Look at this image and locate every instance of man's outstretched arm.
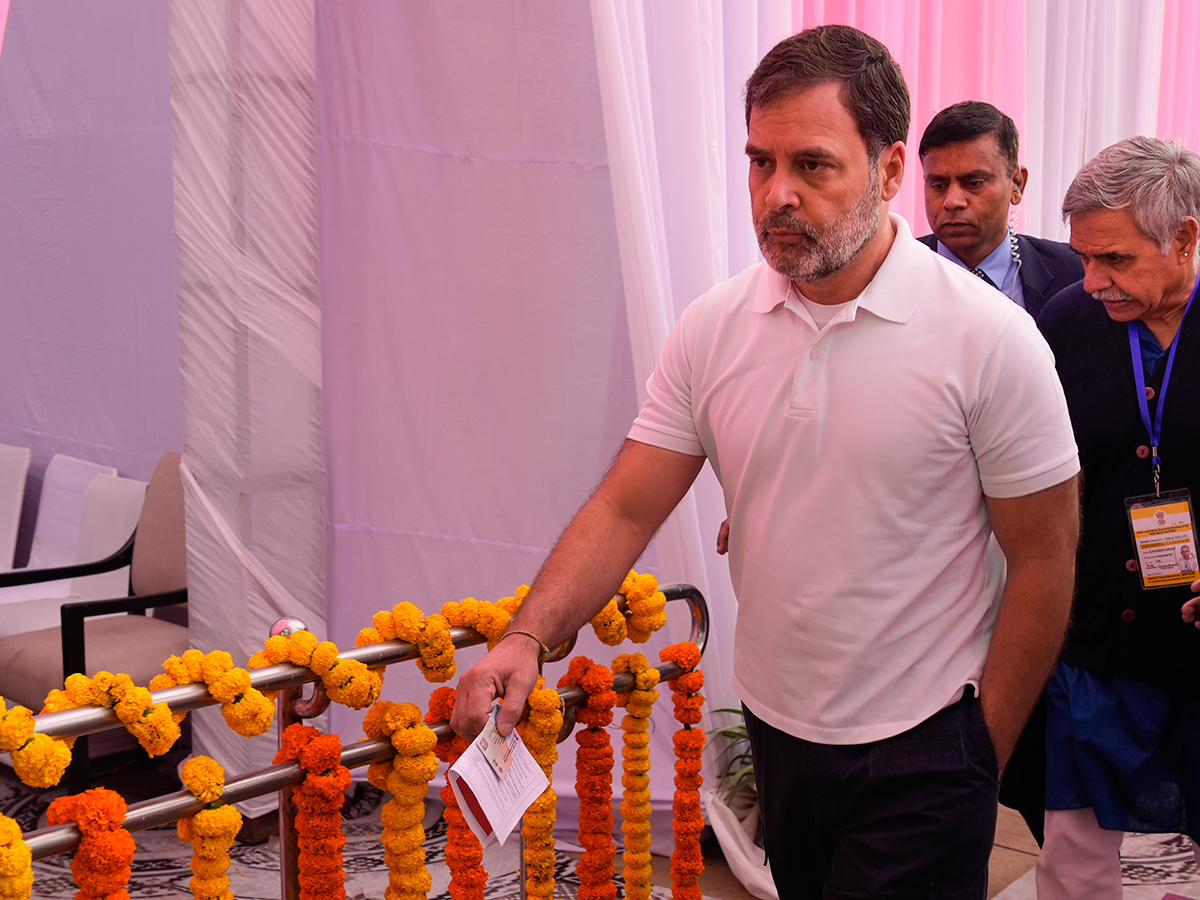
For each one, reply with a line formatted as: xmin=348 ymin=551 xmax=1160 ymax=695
xmin=980 ymin=476 xmax=1079 ymax=770
xmin=451 ymin=439 xmax=705 ymax=740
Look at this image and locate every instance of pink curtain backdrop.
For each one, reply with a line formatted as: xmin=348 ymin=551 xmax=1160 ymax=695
xmin=791 ymin=0 xmax=1027 ymax=231
xmin=1158 ymin=0 xmax=1200 ymax=149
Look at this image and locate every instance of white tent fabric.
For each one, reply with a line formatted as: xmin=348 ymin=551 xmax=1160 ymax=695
xmin=169 ymin=0 xmax=326 ymax=819
xmin=0 ymin=2 xmax=181 ymax=550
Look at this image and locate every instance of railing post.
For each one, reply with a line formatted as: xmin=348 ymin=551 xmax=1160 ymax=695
xmin=272 ymin=616 xmax=309 ymax=900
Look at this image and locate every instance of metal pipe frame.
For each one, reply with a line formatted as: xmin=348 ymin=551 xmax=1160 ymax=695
xmin=18 ymin=584 xmax=709 ymax=865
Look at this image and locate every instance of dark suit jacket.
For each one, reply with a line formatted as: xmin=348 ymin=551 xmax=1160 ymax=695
xmin=917 ymin=233 xmax=1082 ymax=319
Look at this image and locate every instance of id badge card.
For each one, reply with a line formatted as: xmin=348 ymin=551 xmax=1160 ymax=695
xmin=1126 ymin=489 xmax=1200 ymax=589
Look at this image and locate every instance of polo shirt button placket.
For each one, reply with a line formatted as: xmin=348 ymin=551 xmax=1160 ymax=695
xmin=1121 ymin=609 xmax=1136 ymax=622
xmin=1125 ymin=559 xmax=1139 ymax=572
xmin=1136 ymin=444 xmax=1151 ymax=459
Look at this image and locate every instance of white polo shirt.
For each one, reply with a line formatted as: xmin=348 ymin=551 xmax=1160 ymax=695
xmin=629 ymin=215 xmax=1079 ymax=745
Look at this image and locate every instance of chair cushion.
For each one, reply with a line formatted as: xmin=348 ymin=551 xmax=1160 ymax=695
xmin=0 ymin=616 xmax=189 ymax=710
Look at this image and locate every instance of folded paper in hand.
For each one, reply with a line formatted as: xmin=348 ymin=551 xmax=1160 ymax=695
xmin=447 ymin=702 xmax=550 ymax=847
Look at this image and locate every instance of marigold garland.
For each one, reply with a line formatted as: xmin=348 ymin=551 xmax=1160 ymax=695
xmin=46 ymin=787 xmax=135 ymax=900
xmin=613 ymin=653 xmax=661 ymax=900
xmin=275 ymin=723 xmax=351 ymax=900
xmin=248 ymin=631 xmax=383 ymax=710
xmin=420 ymin=688 xmax=486 ymax=900
xmin=0 ymin=813 xmax=32 ymax=900
xmin=0 ymin=697 xmax=72 ymax=790
xmin=177 ymin=756 xmax=242 ymax=900
xmin=589 ymin=569 xmax=668 ymax=646
xmin=362 ymin=700 xmax=440 ymax=900
xmin=660 ymin=643 xmax=706 ymax=900
xmin=357 ymin=594 xmax=520 ymax=685
xmin=150 ymin=649 xmax=275 ymax=737
xmin=517 ymin=679 xmax=563 ymax=900
xmin=559 ymin=657 xmax=617 ymax=900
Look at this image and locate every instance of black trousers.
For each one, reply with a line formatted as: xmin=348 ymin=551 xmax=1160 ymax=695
xmin=744 ymin=692 xmax=999 ymax=899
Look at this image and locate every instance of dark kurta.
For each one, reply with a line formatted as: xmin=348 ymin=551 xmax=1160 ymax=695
xmin=1038 ymin=282 xmax=1200 ymax=694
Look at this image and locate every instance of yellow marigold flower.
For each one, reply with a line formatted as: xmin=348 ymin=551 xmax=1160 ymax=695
xmin=285 ymin=631 xmax=318 ymax=666
xmin=366 ymin=760 xmax=391 ymax=791
xmin=372 ymin=609 xmax=398 ymax=640
xmin=181 ymin=756 xmax=226 ymax=804
xmin=355 ymin=626 xmax=383 ymax=646
xmin=246 ymin=650 xmax=271 ymax=670
xmin=206 ymin=669 xmax=250 ymax=705
xmin=128 ymin=703 xmax=182 ymax=757
xmin=11 ymin=733 xmax=71 ymax=789
xmin=160 ymin=654 xmax=191 ymax=683
xmin=113 ymin=685 xmax=152 ymax=725
xmin=589 ymin=599 xmax=627 ymax=646
xmin=192 ymin=804 xmax=242 ymax=838
xmin=309 ymin=641 xmax=339 ymax=676
xmin=390 ymin=602 xmax=424 ymax=643
xmin=176 ymin=648 xmax=205 ymax=681
xmin=260 ymin=634 xmax=289 ymax=664
xmin=0 ymin=868 xmax=32 ymax=900
xmin=0 ymin=703 xmax=34 ymax=753
xmin=384 ymin=778 xmax=427 ymax=806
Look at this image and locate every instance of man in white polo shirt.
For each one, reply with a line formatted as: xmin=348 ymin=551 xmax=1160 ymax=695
xmin=454 ymin=24 xmax=1079 ymax=898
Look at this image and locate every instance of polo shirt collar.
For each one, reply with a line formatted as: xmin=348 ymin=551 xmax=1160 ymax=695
xmin=752 ymin=213 xmax=921 ymax=324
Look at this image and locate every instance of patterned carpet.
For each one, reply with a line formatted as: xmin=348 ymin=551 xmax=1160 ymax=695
xmin=1 ymin=765 xmax=687 ymax=900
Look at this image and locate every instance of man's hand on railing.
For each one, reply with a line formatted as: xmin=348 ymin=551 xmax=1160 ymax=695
xmin=451 ymin=632 xmax=543 ymax=741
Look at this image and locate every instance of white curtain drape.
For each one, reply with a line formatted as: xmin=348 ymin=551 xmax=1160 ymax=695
xmin=170 ymin=0 xmax=326 ymax=819
xmin=1024 ymin=0 xmax=1166 ymax=239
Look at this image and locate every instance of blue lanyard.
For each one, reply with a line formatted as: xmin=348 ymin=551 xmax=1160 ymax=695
xmin=1127 ymin=271 xmax=1200 ymax=495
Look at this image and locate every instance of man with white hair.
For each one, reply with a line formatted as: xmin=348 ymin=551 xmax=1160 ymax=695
xmin=1038 ymin=135 xmax=1200 ymax=898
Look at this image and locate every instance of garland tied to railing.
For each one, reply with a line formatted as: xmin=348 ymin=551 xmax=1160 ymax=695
xmin=424 ymin=687 xmax=486 ymax=900
xmin=46 ymin=787 xmax=135 ymax=900
xmin=275 ymin=723 xmax=352 ymax=900
xmin=517 ymin=679 xmax=564 ymax=900
xmin=250 ymin=630 xmax=384 ymax=709
xmin=0 ymin=698 xmax=70 ymax=789
xmin=362 ymin=699 xmax=439 ymax=900
xmin=559 ymin=657 xmax=618 ymax=900
xmin=177 ymin=756 xmax=242 ymax=900
xmin=150 ymin=649 xmax=275 ymax=736
xmin=661 ymin=642 xmax=706 ymax=900
xmin=613 ymin=652 xmax=660 ymax=900
xmin=0 ymin=813 xmax=32 ymax=900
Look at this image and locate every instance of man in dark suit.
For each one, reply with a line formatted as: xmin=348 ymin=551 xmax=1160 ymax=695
xmin=918 ymin=101 xmax=1081 ymax=318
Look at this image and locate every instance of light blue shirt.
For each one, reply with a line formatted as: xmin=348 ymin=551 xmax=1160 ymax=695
xmin=936 ymin=231 xmax=1026 ymax=309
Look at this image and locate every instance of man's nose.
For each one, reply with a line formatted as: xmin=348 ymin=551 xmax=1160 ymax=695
xmin=943 ymin=183 xmax=967 ymax=210
xmin=1081 ymin=262 xmax=1111 ymax=294
xmin=766 ymin=173 xmax=800 ymax=211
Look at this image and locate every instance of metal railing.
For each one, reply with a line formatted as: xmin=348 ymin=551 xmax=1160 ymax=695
xmin=18 ymin=582 xmax=709 ymax=900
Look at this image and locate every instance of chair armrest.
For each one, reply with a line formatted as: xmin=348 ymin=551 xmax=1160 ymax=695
xmin=0 ymin=530 xmax=136 ymax=588
xmin=60 ymin=587 xmax=188 ymax=683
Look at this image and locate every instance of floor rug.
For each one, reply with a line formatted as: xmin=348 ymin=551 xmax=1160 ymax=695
xmin=2 ymin=770 xmax=689 ymax=900
xmin=995 ymin=832 xmax=1200 ymax=900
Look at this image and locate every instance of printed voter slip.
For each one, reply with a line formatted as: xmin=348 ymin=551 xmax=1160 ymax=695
xmin=447 ymin=700 xmax=549 ymax=848
xmin=1126 ymin=489 xmax=1200 ymax=589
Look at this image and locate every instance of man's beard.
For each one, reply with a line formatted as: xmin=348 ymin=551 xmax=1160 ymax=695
xmin=755 ymin=176 xmax=881 ymax=283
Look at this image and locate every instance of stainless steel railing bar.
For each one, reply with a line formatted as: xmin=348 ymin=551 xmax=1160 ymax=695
xmin=28 ymin=584 xmax=706 ymax=742
xmin=20 ymin=658 xmax=695 ymax=860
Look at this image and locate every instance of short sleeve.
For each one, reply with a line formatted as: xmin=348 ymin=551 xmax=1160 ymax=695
xmin=627 ymin=309 xmax=707 ymax=457
xmin=969 ymin=310 xmax=1080 ymax=497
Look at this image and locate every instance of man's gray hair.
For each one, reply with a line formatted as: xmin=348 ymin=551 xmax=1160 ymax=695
xmin=1062 ymin=135 xmax=1200 ymax=253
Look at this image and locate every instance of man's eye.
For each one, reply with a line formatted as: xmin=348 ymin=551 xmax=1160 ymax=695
xmin=749 ymin=157 xmax=770 ymax=169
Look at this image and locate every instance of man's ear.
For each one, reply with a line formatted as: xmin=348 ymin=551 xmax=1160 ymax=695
xmin=878 ymin=141 xmax=906 ymax=202
xmin=1174 ymin=216 xmax=1199 ymax=261
xmin=1010 ymin=165 xmax=1029 ymax=206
